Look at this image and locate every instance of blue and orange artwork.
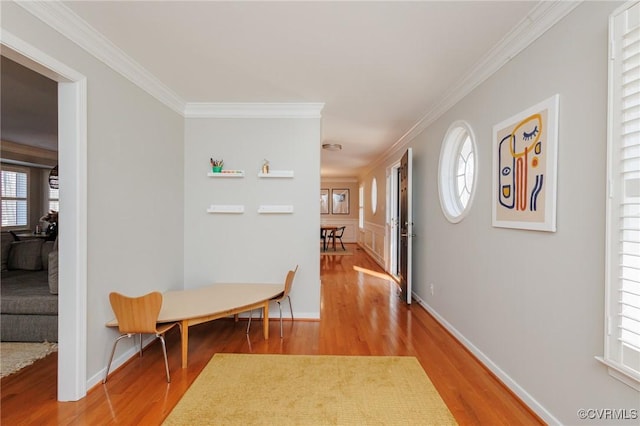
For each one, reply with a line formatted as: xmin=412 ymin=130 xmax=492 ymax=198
xmin=496 ymin=108 xmax=549 ymax=223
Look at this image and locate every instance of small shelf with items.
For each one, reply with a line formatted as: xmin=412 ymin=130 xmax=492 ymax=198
xmin=258 ymin=170 xmax=294 ymax=178
xmin=257 ymin=204 xmax=294 ymax=214
xmin=207 ymin=170 xmax=245 ymax=177
xmin=206 ymin=205 xmax=245 ymax=214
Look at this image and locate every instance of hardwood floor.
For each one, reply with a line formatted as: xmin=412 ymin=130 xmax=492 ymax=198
xmin=1 ymin=244 xmax=543 ymax=425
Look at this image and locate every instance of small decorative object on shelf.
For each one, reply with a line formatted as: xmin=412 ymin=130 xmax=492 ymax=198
xmin=210 ymin=158 xmax=224 ymax=173
xmin=262 ymin=159 xmax=270 ymax=174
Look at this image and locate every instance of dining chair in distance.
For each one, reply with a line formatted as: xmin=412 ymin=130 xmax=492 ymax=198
xmin=320 ymin=228 xmax=327 ymax=251
xmin=103 ymin=291 xmax=180 ymax=383
xmin=332 ymin=226 xmax=346 ymax=251
xmin=247 ymin=265 xmax=298 ymax=338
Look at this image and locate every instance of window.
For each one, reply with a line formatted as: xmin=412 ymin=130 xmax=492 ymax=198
xmin=438 ymin=121 xmax=478 ymax=223
xmin=371 ymin=177 xmax=377 ymax=215
xmin=358 ymin=185 xmax=364 ymax=228
xmin=49 ymin=186 xmax=59 ymax=213
xmin=1 ymin=166 xmax=29 ymax=228
xmin=601 ymin=1 xmax=640 ymax=389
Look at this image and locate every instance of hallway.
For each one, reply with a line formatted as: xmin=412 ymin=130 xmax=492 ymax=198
xmin=1 ymin=244 xmax=542 ymax=425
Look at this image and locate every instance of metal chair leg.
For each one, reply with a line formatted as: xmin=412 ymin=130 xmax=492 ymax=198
xmin=246 ymin=309 xmax=254 ymax=334
xmin=277 ymin=301 xmax=283 ymax=338
xmin=103 ymin=334 xmax=129 ymax=383
xmin=287 ymin=295 xmax=293 ymax=321
xmin=158 ymin=334 xmax=171 ymax=383
xmin=274 ymin=296 xmax=294 ymax=338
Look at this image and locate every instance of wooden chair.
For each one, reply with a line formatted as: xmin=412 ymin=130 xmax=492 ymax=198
xmin=246 ymin=265 xmax=298 ymax=338
xmin=103 ymin=292 xmax=180 ymax=383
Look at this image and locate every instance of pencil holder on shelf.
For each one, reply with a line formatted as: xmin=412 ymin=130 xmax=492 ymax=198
xmin=210 ymin=158 xmax=224 ymax=173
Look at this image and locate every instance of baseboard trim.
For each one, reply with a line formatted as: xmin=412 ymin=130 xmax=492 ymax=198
xmin=412 ymin=293 xmax=561 ymax=425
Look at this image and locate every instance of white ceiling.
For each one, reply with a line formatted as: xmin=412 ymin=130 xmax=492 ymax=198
xmin=1 ymin=56 xmax=58 ymax=151
xmin=7 ymin=1 xmax=545 ymax=177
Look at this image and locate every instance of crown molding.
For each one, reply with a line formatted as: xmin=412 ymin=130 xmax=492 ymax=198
xmin=184 ymin=102 xmax=325 ymax=118
xmin=364 ymin=0 xmax=582 ymax=176
xmin=16 ymin=0 xmax=186 ymax=115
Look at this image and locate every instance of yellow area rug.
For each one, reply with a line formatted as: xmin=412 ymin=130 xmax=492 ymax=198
xmin=163 ymin=353 xmax=457 ymax=426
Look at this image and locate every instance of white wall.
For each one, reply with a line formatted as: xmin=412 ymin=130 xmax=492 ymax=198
xmin=361 ymin=2 xmax=638 ymax=424
xmin=184 ymin=117 xmax=321 ymax=318
xmin=360 ymin=167 xmax=388 ymax=265
xmin=2 ymin=2 xmax=185 ymax=387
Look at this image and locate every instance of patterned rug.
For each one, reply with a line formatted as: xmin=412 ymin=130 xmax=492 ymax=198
xmin=163 ymin=353 xmax=457 ymax=425
xmin=0 ymin=341 xmax=57 ymax=378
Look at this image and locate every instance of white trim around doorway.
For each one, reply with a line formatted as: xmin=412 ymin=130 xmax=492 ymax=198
xmin=1 ymin=29 xmax=88 ymax=402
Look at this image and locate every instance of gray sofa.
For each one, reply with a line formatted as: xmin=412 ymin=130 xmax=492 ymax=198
xmin=1 ymin=232 xmax=58 ymax=342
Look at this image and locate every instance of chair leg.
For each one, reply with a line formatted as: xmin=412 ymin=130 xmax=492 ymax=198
xmin=339 ymin=238 xmax=345 ymax=250
xmin=103 ymin=334 xmax=129 ymax=384
xmin=158 ymin=334 xmax=171 ymax=383
xmin=246 ymin=309 xmax=254 ymax=334
xmin=277 ymin=301 xmax=283 ymax=338
xmin=287 ymin=295 xmax=293 ymax=321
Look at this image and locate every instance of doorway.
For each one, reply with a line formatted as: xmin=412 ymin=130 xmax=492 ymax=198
xmin=2 ymin=32 xmax=88 ymax=401
xmin=387 ymin=148 xmax=412 ymax=304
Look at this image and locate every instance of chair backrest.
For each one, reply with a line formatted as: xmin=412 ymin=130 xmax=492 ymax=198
xmin=282 ymin=265 xmax=299 ymax=297
xmin=334 ymin=226 xmax=346 ymax=237
xmin=109 ymin=291 xmax=163 ymax=334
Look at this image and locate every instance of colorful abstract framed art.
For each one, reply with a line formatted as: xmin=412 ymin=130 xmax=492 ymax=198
xmin=492 ymin=94 xmax=559 ymax=232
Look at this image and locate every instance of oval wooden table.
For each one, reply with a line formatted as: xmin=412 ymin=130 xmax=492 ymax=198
xmin=106 ymin=283 xmax=284 ymax=368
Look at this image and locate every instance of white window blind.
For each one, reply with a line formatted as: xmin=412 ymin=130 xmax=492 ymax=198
xmin=602 ymin=1 xmax=640 ymax=389
xmin=49 ymin=186 xmax=60 ymax=213
xmin=1 ymin=168 xmax=29 ymax=228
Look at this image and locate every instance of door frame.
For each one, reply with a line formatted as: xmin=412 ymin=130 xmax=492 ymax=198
xmin=2 ymin=30 xmax=88 ymax=401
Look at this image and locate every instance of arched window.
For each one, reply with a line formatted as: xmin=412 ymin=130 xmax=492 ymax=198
xmin=438 ymin=121 xmax=478 ymax=223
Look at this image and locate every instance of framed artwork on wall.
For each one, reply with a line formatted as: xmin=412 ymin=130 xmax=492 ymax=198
xmin=492 ymin=94 xmax=559 ymax=232
xmin=320 ymin=189 xmax=329 ymax=214
xmin=332 ymin=189 xmax=350 ymax=215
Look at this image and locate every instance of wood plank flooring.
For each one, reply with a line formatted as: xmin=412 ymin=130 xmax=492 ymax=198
xmin=1 ymin=244 xmax=543 ymax=425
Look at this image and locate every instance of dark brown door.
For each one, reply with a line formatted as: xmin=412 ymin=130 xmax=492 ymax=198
xmin=398 ymin=149 xmax=413 ymax=304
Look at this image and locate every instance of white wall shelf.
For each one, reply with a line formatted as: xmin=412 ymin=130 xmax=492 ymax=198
xmin=207 ymin=170 xmax=245 ymax=177
xmin=258 ymin=205 xmax=294 ymax=214
xmin=258 ymin=170 xmax=294 ymax=178
xmin=207 ymin=205 xmax=245 ymax=214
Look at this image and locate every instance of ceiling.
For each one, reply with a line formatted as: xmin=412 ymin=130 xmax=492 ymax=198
xmin=1 ymin=56 xmax=58 ymax=151
xmin=4 ymin=1 xmax=541 ymax=177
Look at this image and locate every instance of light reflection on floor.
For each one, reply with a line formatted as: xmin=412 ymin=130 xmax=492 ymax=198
xmin=353 ymin=265 xmax=397 ymax=282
